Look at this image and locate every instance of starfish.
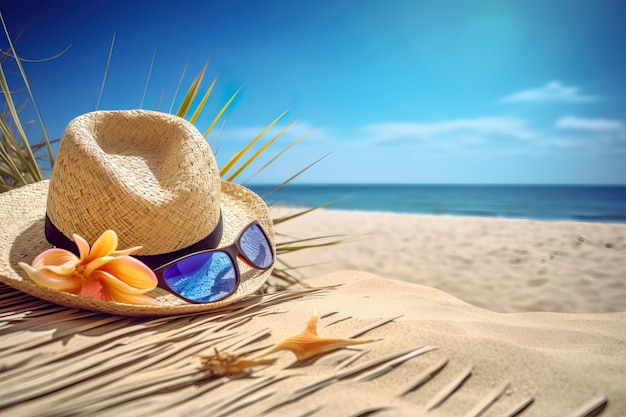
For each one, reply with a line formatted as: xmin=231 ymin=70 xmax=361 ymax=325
xmin=260 ymin=307 xmax=375 ymax=361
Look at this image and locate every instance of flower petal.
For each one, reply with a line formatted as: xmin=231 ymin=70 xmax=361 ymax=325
xmin=93 ymin=270 xmax=155 ymax=295
xmin=111 ymin=246 xmax=142 ymax=257
xmin=78 ymin=277 xmax=104 ymax=298
xmin=98 ymin=256 xmax=157 ymax=290
xmin=107 ymin=291 xmax=160 ymax=306
xmin=73 ymin=234 xmax=91 ymax=262
xmin=95 ymin=270 xmax=160 ymax=306
xmin=32 ymin=248 xmax=79 ymax=270
xmin=19 ymin=262 xmax=82 ymax=292
xmin=84 ymin=256 xmax=115 ymax=277
xmin=41 ymin=263 xmax=77 ymax=276
xmin=89 ymin=230 xmax=118 ymax=260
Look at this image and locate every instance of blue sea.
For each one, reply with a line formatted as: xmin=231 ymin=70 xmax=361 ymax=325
xmin=247 ymin=184 xmax=626 ymax=223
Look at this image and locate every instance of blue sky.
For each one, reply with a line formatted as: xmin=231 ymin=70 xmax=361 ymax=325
xmin=2 ymin=0 xmax=626 ymax=184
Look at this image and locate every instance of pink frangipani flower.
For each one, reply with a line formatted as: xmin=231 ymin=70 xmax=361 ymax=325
xmin=19 ymin=230 xmax=159 ymax=306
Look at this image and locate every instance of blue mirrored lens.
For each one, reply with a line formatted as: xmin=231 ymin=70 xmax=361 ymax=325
xmin=163 ymin=251 xmax=236 ymax=303
xmin=240 ymin=224 xmax=273 ymax=268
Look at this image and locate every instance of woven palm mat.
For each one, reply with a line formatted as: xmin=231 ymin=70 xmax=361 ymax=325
xmin=0 ymin=274 xmax=617 ymax=417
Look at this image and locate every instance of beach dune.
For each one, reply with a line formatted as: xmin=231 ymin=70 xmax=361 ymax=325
xmin=272 ymin=207 xmax=626 ymax=313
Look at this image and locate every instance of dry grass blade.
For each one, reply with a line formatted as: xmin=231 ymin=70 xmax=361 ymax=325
xmin=1 ymin=13 xmax=55 ymax=169
xmin=95 ymin=31 xmax=116 ymax=110
xmin=168 ymin=57 xmax=189 ymax=113
xmin=425 ymin=365 xmax=474 ymax=411
xmin=501 ymin=395 xmax=534 ymax=417
xmin=355 ymin=345 xmax=437 ymax=382
xmin=0 ymin=116 xmax=29 ymax=187
xmin=209 ymin=119 xmax=226 ymax=147
xmin=567 ymin=395 xmax=608 ymax=417
xmin=396 ymin=357 xmax=449 ymax=397
xmin=189 ymin=76 xmax=216 ymax=124
xmin=203 ymin=86 xmax=240 ymax=138
xmin=175 ymin=58 xmax=209 ymax=118
xmin=0 ymin=44 xmax=72 ymax=63
xmin=463 ymin=381 xmax=511 ymax=417
xmin=156 ymin=89 xmax=164 ymax=111
xmin=276 ymin=234 xmax=356 ymax=253
xmin=219 ymin=109 xmax=289 ymax=177
xmin=264 ymin=153 xmax=331 ymax=198
xmin=0 ymin=62 xmax=41 ymax=182
xmin=225 ymin=119 xmax=298 ymax=182
xmin=140 ymin=48 xmax=157 ymax=109
xmin=271 ymin=199 xmax=343 ymax=225
xmin=242 ymin=125 xmax=320 ymax=185
xmin=265 ymin=268 xmax=310 ymax=291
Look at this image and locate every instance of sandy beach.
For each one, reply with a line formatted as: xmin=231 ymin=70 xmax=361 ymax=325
xmin=2 ymin=271 xmax=625 ymax=416
xmin=2 ymin=201 xmax=626 ymax=416
xmin=271 ymin=207 xmax=626 ymax=314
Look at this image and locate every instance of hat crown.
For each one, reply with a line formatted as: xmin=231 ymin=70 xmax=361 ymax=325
xmin=47 ymin=110 xmax=221 ymax=255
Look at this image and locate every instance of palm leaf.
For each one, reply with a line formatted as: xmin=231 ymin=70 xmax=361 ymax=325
xmin=175 ymin=58 xmax=209 ymax=118
xmin=202 ymin=87 xmax=239 ymax=138
xmin=219 ymin=109 xmax=289 ymax=177
xmin=275 ymin=234 xmax=358 ymax=252
xmin=168 ymin=58 xmax=189 ymax=113
xmin=261 ymin=153 xmax=331 ymax=198
xmin=271 ymin=198 xmax=343 ymax=225
xmin=224 ymin=119 xmax=298 ymax=182
xmin=242 ymin=126 xmax=319 ymax=184
xmin=189 ymin=77 xmax=216 ymax=124
xmin=209 ymin=119 xmax=226 ymax=147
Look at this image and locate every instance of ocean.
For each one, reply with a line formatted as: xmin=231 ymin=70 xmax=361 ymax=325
xmin=247 ymin=184 xmax=626 ymax=223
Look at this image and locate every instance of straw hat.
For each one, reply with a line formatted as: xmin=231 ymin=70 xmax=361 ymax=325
xmin=0 ymin=110 xmax=275 ymax=316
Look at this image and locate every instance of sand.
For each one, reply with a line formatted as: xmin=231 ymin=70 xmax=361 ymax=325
xmin=271 ymin=207 xmax=626 ymax=313
xmin=1 ymin=208 xmax=626 ymax=416
xmin=1 ymin=271 xmax=624 ymax=416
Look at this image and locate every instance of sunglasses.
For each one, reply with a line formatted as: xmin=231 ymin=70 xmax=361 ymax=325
xmin=153 ymin=221 xmax=274 ymax=304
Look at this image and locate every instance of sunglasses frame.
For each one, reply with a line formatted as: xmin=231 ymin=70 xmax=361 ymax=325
xmin=152 ymin=220 xmax=274 ymax=304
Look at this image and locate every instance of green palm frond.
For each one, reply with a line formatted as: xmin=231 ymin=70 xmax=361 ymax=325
xmin=189 ymin=76 xmax=216 ymax=124
xmin=203 ymin=87 xmax=239 ymax=139
xmin=224 ymin=118 xmax=298 ymax=182
xmin=264 ymin=153 xmax=332 ymax=196
xmin=175 ymin=58 xmax=209 ymax=118
xmin=219 ymin=109 xmax=289 ymax=177
xmin=275 ymin=234 xmax=358 ymax=253
xmin=271 ymin=198 xmax=343 ymax=225
xmin=168 ymin=58 xmax=189 ymax=113
xmin=241 ymin=125 xmax=319 ymax=184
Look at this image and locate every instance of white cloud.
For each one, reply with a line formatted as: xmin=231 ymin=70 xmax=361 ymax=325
xmin=361 ymin=117 xmax=535 ymax=144
xmin=499 ymin=81 xmax=597 ymax=103
xmin=555 ymin=116 xmax=625 ymax=132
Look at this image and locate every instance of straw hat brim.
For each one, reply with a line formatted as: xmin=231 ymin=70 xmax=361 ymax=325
xmin=0 ymin=180 xmax=275 ymax=316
